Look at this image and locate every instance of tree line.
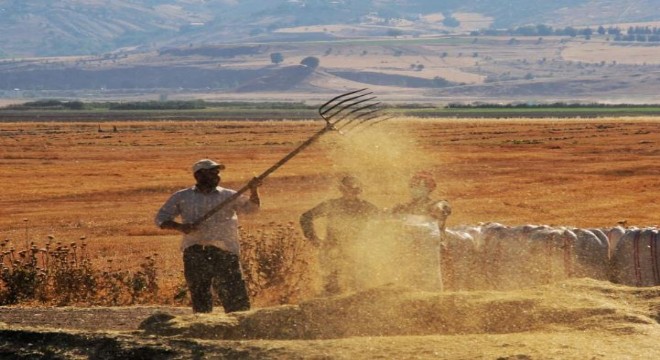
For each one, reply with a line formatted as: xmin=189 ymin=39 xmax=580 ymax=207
xmin=1 ymin=99 xmax=314 ymax=111
xmin=470 ymin=24 xmax=660 ymax=42
xmin=446 ymin=102 xmax=660 ymax=109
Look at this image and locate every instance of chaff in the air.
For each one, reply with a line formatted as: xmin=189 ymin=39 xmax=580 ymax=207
xmin=191 ymin=88 xmax=387 ymax=227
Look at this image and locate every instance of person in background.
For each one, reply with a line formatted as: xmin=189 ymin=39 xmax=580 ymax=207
xmin=300 ymin=175 xmax=380 ymax=295
xmin=390 ymin=171 xmax=451 ymax=291
xmin=155 ymin=159 xmax=261 ymax=313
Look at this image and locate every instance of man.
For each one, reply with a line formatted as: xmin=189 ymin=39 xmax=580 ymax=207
xmin=300 ymin=175 xmax=379 ymax=295
xmin=155 ymin=159 xmax=261 ymax=313
xmin=390 ymin=171 xmax=451 ymax=291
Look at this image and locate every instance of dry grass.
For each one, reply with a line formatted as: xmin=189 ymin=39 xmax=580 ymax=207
xmin=562 ymin=40 xmax=660 ymax=65
xmin=1 ymin=117 xmax=658 ymax=304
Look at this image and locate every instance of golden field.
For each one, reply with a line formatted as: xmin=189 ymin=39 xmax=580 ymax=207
xmin=0 ymin=116 xmax=659 ymax=358
xmin=1 ymin=117 xmax=658 ymax=292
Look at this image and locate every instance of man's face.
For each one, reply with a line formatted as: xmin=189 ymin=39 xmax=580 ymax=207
xmin=409 ymin=181 xmax=431 ymax=199
xmin=195 ymin=167 xmax=220 ymax=188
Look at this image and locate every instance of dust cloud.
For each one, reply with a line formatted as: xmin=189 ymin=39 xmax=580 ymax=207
xmin=311 ymin=119 xmax=444 ymax=293
xmin=327 ymin=119 xmax=435 ymax=199
xmin=140 ymin=278 xmax=660 ymax=340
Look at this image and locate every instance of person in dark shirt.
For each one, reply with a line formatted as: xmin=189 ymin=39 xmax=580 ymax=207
xmin=300 ymin=175 xmax=379 ymax=295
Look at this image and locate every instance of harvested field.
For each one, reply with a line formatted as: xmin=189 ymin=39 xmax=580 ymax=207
xmin=0 ymin=116 xmax=658 ymax=358
xmin=1 ymin=279 xmax=659 ymax=359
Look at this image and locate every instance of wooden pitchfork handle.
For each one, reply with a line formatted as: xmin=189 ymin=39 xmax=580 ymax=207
xmin=190 ymin=124 xmax=332 ymax=227
xmin=190 ymin=88 xmax=379 ymax=228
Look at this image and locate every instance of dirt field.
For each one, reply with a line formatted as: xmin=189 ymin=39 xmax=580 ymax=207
xmin=1 ymin=279 xmax=659 ymax=359
xmin=562 ymin=41 xmax=660 ymax=65
xmin=0 ymin=116 xmax=659 ymax=358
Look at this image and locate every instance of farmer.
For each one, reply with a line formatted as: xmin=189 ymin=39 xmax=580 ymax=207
xmin=390 ymin=171 xmax=451 ymax=291
xmin=155 ymin=159 xmax=261 ymax=313
xmin=300 ymin=175 xmax=380 ymax=295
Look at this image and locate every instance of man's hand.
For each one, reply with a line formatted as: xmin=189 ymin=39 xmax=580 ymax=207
xmin=248 ymin=176 xmax=263 ymax=191
xmin=430 ymin=200 xmax=452 ymax=219
xmin=308 ymin=235 xmax=321 ymax=247
xmin=247 ymin=176 xmax=262 ymax=205
xmin=178 ymin=223 xmax=198 ymax=234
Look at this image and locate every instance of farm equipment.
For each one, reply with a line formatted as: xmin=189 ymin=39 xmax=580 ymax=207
xmin=191 ymin=88 xmax=385 ymax=228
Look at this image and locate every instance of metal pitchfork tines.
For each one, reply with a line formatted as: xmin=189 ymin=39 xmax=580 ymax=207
xmin=319 ymin=88 xmax=381 ymax=132
xmin=190 ymin=88 xmax=385 ymax=227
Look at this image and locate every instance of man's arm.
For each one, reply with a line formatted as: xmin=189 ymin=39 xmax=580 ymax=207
xmin=159 ymin=220 xmax=196 ymax=234
xmin=364 ymin=200 xmax=382 ymax=217
xmin=155 ymin=192 xmax=197 ymax=234
xmin=299 ymin=201 xmax=329 ymax=246
xmin=247 ymin=176 xmax=262 ymax=206
xmin=235 ymin=177 xmax=263 ymax=214
xmin=429 ymin=200 xmax=452 ymax=232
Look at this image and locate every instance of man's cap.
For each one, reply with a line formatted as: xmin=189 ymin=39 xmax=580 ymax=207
xmin=410 ymin=171 xmax=436 ymax=190
xmin=339 ymin=175 xmax=362 ymax=190
xmin=192 ymin=159 xmax=225 ymax=173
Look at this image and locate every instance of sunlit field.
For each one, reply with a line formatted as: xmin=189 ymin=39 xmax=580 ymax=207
xmin=1 ymin=117 xmax=658 ymax=305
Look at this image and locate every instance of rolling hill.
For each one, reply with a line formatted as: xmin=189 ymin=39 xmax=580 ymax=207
xmin=1 ymin=1 xmax=660 ymax=102
xmin=2 ymin=1 xmax=660 ymax=57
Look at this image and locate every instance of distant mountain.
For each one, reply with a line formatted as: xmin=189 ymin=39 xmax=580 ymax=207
xmin=2 ymin=1 xmax=660 ymax=103
xmin=1 ymin=0 xmax=660 ymax=57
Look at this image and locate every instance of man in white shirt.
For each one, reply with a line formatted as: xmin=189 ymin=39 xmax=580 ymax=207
xmin=390 ymin=171 xmax=451 ymax=292
xmin=155 ymin=159 xmax=261 ymax=313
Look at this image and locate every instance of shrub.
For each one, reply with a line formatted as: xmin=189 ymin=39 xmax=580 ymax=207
xmin=0 ymin=237 xmax=159 ymax=306
xmin=2 ymin=100 xmax=85 ymax=110
xmin=270 ymin=52 xmax=284 ymax=65
xmin=300 ymin=56 xmax=320 ymax=69
xmin=239 ymin=222 xmax=312 ymax=305
xmin=108 ymin=100 xmax=205 ymax=110
xmin=0 ymin=222 xmax=312 ymax=307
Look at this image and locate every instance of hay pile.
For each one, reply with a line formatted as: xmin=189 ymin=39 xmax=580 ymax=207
xmin=140 ymin=278 xmax=660 ymax=340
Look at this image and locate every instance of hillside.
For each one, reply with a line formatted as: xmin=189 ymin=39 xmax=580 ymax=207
xmin=1 ymin=1 xmax=660 ymax=103
xmin=1 ymin=34 xmax=660 ymax=103
xmin=2 ymin=1 xmax=660 ymax=57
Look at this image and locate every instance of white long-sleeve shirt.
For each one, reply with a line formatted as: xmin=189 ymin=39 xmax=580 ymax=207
xmin=155 ymin=185 xmax=259 ymax=254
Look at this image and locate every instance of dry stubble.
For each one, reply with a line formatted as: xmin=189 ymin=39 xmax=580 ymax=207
xmin=1 ymin=117 xmax=658 ymax=300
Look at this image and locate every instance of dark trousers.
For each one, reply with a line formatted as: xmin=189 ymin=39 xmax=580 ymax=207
xmin=183 ymin=245 xmax=250 ymax=313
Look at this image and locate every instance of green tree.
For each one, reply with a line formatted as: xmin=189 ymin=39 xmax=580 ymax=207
xmin=442 ymin=14 xmax=460 ymax=28
xmin=536 ymin=24 xmax=553 ymax=36
xmin=564 ymin=27 xmax=578 ymax=37
xmin=300 ymin=56 xmax=320 ymax=69
xmin=581 ymin=28 xmax=593 ymax=36
xmin=270 ymin=52 xmax=284 ymax=65
xmin=386 ymin=28 xmax=403 ymax=37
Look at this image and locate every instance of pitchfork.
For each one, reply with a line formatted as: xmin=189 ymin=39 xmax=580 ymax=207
xmin=190 ymin=88 xmax=385 ymax=227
